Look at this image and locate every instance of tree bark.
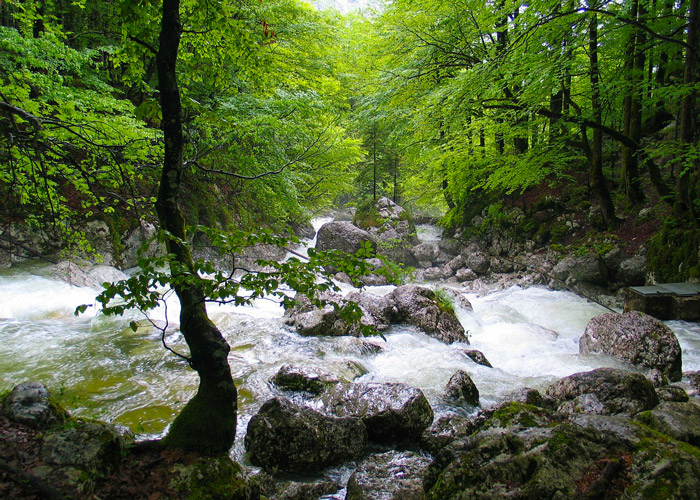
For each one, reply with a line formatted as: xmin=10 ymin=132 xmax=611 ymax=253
xmin=156 ymin=0 xmax=237 ymax=454
xmin=621 ymin=0 xmax=645 ymax=206
xmin=588 ymin=11 xmax=617 ymax=228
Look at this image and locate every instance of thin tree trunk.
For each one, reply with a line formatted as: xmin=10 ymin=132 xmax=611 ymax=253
xmin=156 ymin=0 xmax=237 ymax=454
xmin=589 ymin=10 xmax=617 ymax=227
xmin=674 ymin=0 xmax=699 ymax=221
xmin=621 ymin=0 xmax=645 ymax=205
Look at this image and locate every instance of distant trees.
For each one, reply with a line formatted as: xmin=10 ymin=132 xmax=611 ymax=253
xmin=349 ymin=0 xmax=699 ymax=228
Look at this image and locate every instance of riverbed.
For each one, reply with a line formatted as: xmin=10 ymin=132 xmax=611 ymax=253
xmin=1 ymin=225 xmax=699 ymax=461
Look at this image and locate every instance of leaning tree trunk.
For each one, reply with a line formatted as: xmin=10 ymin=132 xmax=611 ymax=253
xmin=588 ymin=10 xmax=617 ymax=228
xmin=156 ymin=0 xmax=237 ymax=454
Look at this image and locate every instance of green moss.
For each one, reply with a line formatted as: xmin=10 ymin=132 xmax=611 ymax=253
xmin=647 ymin=221 xmax=700 ymax=282
xmin=172 ymin=455 xmax=260 ymax=500
xmin=486 ymin=402 xmax=545 ymax=429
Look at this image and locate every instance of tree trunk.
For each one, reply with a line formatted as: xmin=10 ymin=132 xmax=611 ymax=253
xmin=156 ymin=0 xmax=237 ymax=454
xmin=674 ymin=0 xmax=699 ymax=221
xmin=621 ymin=0 xmax=645 ymax=206
xmin=589 ymin=10 xmax=617 ymax=227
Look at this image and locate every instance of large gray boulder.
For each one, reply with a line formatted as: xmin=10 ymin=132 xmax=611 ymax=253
xmin=346 ymin=451 xmax=431 ymax=500
xmin=464 ymin=251 xmax=490 ymax=275
xmin=412 ymin=243 xmax=440 ymax=266
xmin=444 ymin=370 xmax=479 ymax=406
xmin=315 ymin=221 xmax=377 ymax=255
xmin=319 ymin=382 xmax=434 ymax=443
xmin=385 ymin=285 xmax=468 ymax=344
xmin=546 ymin=368 xmax=658 ymax=416
xmin=634 ymin=401 xmax=700 ymax=447
xmin=552 ymin=253 xmax=607 ymax=285
xmin=2 ymin=381 xmax=68 ymax=429
xmin=244 ymin=398 xmax=367 ymax=474
xmin=580 ymin=311 xmax=682 ymax=381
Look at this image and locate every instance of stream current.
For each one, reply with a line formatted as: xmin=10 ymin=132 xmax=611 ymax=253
xmin=1 ymin=220 xmax=699 ymax=464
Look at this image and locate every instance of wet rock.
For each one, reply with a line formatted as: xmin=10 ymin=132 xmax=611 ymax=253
xmin=270 ymin=365 xmax=341 ymax=395
xmin=273 ymin=480 xmax=341 ymax=500
xmin=84 ymin=220 xmax=115 ymax=265
xmin=646 ymin=368 xmax=669 ymax=387
xmin=656 ymin=385 xmax=689 ymax=402
xmin=423 ymin=267 xmax=447 ymax=280
xmin=438 ymin=238 xmax=461 ymax=256
xmin=346 ymin=450 xmax=431 ymax=500
xmin=52 ymin=261 xmax=127 ymax=289
xmin=634 ymin=401 xmax=700 ymax=447
xmin=420 ymin=414 xmax=477 ymax=454
xmin=316 ymin=221 xmax=377 ymax=255
xmin=439 ymin=287 xmax=473 ymax=312
xmin=552 ymin=253 xmax=607 ymax=285
xmin=546 ymin=367 xmax=658 ymax=416
xmin=283 ymin=292 xmax=383 ymax=337
xmin=290 ymin=219 xmax=316 ymax=239
xmin=245 ymin=398 xmax=366 ymax=474
xmin=2 ymin=382 xmax=68 ymax=429
xmin=354 ymin=197 xmax=419 ymax=266
xmin=41 ymin=420 xmax=125 ymax=474
xmin=579 ymin=311 xmax=682 ymax=381
xmin=444 ymin=370 xmax=479 ymax=406
xmin=685 ymin=370 xmax=700 ymax=395
xmin=445 ymin=255 xmax=466 ymax=276
xmin=120 ymin=220 xmax=163 ymax=269
xmin=425 ymin=406 xmax=700 ymax=499
xmin=464 ymin=251 xmax=490 ymax=275
xmin=412 ymin=243 xmax=440 ymax=265
xmin=455 ymin=268 xmax=477 ymax=282
xmin=616 ymin=255 xmax=646 ymax=286
xmin=385 ymin=285 xmax=468 ymax=344
xmin=319 ymin=382 xmax=433 ymax=443
xmin=507 ymin=388 xmax=557 ymax=410
xmin=463 ymin=349 xmax=492 ymax=367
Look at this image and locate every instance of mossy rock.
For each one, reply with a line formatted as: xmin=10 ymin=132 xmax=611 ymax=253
xmin=171 ymin=455 xmax=261 ymax=500
xmin=647 ymin=222 xmax=700 ymax=282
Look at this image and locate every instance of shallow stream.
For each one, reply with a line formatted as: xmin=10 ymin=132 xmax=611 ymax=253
xmin=1 ymin=222 xmax=699 ymax=463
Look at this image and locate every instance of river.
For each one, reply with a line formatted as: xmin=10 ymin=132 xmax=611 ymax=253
xmin=1 ymin=222 xmax=699 ymax=463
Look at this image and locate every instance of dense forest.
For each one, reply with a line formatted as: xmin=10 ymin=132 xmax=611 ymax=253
xmin=1 ymin=0 xmax=699 ymax=277
xmin=1 ymin=1 xmax=700 ymax=498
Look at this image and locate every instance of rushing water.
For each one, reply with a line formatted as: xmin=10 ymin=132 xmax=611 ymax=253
xmin=1 ymin=225 xmax=699 ymax=459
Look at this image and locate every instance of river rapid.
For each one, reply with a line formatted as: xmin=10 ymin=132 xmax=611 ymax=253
xmin=1 ymin=221 xmax=699 ymax=463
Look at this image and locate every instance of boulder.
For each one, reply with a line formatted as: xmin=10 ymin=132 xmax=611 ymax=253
xmin=385 ymin=285 xmax=468 ymax=344
xmin=686 ymin=370 xmax=700 ymax=395
xmin=420 ymin=414 xmax=478 ymax=454
xmin=315 ymin=221 xmax=377 ymax=255
xmin=656 ymin=385 xmax=689 ymax=403
xmin=120 ymin=220 xmax=163 ymax=269
xmin=273 ymin=480 xmax=341 ymax=500
xmin=244 ymin=398 xmax=366 ymax=473
xmin=346 ymin=451 xmax=431 ymax=500
xmin=424 ymin=405 xmax=700 ymax=499
xmin=579 ymin=311 xmax=682 ymax=381
xmin=52 ymin=261 xmax=128 ymax=289
xmin=506 ymin=388 xmax=557 ymax=410
xmin=170 ymin=455 xmax=262 ymax=500
xmin=464 ymin=251 xmax=490 ymax=275
xmin=444 ymin=370 xmax=479 ymax=406
xmin=463 ymin=349 xmax=492 ymax=367
xmin=616 ymin=256 xmax=646 ymax=286
xmin=438 ymin=238 xmax=461 ymax=256
xmin=41 ymin=420 xmax=125 ymax=474
xmin=455 ymin=268 xmax=477 ymax=282
xmin=552 ymin=253 xmax=607 ymax=285
xmin=2 ymin=382 xmax=68 ymax=429
xmin=319 ymin=382 xmax=433 ymax=443
xmin=269 ymin=365 xmax=341 ymax=395
xmin=546 ymin=368 xmax=658 ymax=416
xmin=412 ymin=243 xmax=440 ymax=264
xmin=423 ymin=267 xmax=447 ymax=281
xmin=290 ymin=219 xmax=316 ymax=239
xmin=445 ymin=255 xmax=467 ymax=276
xmin=635 ymin=401 xmax=700 ymax=447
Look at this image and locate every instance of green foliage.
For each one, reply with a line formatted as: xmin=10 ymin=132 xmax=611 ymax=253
xmin=433 ymin=288 xmax=455 ymax=315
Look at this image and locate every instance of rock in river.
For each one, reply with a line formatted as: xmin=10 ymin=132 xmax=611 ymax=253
xmin=579 ymin=311 xmax=683 ymax=381
xmin=319 ymin=382 xmax=434 ymax=443
xmin=245 ymin=398 xmax=366 ymax=474
xmin=346 ymin=450 xmax=431 ymax=500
